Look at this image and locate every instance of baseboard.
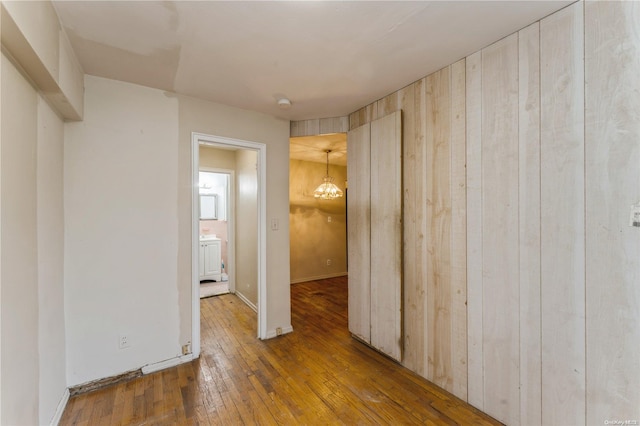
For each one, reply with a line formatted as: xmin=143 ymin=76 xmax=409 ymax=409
xmin=141 ymin=354 xmax=194 ymax=375
xmin=235 ymin=290 xmax=257 ymax=312
xmin=49 ymin=387 xmax=70 ymax=426
xmin=290 ymin=272 xmax=348 ymax=284
xmin=264 ymin=324 xmax=294 ymax=339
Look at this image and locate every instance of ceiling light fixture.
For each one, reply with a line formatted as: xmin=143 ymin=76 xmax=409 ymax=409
xmin=277 ymin=98 xmax=292 ymax=109
xmin=313 ymin=150 xmax=343 ymax=200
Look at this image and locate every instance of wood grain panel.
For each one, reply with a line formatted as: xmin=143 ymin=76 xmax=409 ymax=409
xmin=349 ymin=103 xmax=377 ymax=130
xmin=449 ymin=59 xmax=467 ymax=401
xmin=376 ymin=92 xmax=399 ymax=120
xmin=370 ymin=110 xmax=403 ymax=362
xmin=518 ymin=22 xmax=542 ymax=426
xmin=399 ymin=81 xmax=426 ymax=374
xmin=290 ymin=119 xmax=319 ymax=137
xmin=425 ymin=67 xmax=452 ymax=392
xmin=481 ymin=33 xmax=520 ymax=426
xmin=319 ymin=116 xmax=349 ymax=135
xmin=347 ymin=123 xmax=371 ymax=343
xmin=585 ymin=2 xmax=640 ymax=423
xmin=465 ymin=50 xmax=484 ymax=410
xmin=518 ymin=23 xmax=542 ymax=426
xmin=540 ymin=3 xmax=585 ymax=424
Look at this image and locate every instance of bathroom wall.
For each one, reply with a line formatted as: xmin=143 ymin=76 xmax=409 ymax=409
xmin=289 ymin=159 xmax=347 ymax=283
xmin=235 ymin=149 xmax=258 ymax=305
xmin=198 ymin=148 xmax=234 ymax=269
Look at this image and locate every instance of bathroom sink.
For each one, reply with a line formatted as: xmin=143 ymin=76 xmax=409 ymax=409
xmin=199 ymin=234 xmax=218 ymax=241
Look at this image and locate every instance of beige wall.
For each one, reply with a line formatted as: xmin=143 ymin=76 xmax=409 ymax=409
xmin=289 ymin=159 xmax=347 ymax=283
xmin=349 ymin=1 xmax=640 ymax=424
xmin=1 ymin=52 xmax=67 ymax=425
xmin=235 ymin=150 xmax=258 ymax=305
xmin=199 ymin=145 xmax=236 ymax=170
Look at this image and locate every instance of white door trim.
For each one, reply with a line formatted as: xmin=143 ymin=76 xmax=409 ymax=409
xmin=191 ymin=132 xmax=268 ymax=358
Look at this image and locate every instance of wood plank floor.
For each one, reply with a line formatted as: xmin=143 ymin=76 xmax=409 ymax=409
xmin=60 ymin=277 xmax=501 ymax=425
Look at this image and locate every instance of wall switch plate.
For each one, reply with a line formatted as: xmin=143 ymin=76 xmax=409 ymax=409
xmin=328 ymin=216 xmax=332 ymax=223
xmin=271 ymin=218 xmax=279 ymax=231
xmin=326 ymin=258 xmax=332 ymax=266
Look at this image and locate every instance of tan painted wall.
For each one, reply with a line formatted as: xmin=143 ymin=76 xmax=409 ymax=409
xmin=289 ymin=159 xmax=347 ymax=283
xmin=199 ymin=145 xmax=236 ymax=170
xmin=235 ymin=150 xmax=258 ymax=305
xmin=349 ymin=1 xmax=640 ymax=424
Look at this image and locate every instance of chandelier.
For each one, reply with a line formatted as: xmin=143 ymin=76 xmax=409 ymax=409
xmin=313 ymin=150 xmax=344 ymax=200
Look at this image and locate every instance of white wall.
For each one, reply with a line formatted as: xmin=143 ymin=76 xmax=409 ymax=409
xmin=64 ymin=76 xmax=181 ymax=385
xmin=1 ymin=51 xmax=68 ymax=425
xmin=64 ymin=76 xmax=292 ymax=385
xmin=177 ymin=94 xmax=291 ymax=342
xmin=1 ymin=51 xmax=40 ymax=426
xmin=37 ymin=95 xmax=67 ymax=423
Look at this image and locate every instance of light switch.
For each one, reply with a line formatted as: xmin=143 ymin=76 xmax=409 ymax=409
xmin=271 ymin=218 xmax=279 ymax=231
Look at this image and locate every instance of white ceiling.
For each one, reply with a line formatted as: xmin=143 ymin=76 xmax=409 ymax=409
xmin=53 ymin=0 xmax=573 ymax=122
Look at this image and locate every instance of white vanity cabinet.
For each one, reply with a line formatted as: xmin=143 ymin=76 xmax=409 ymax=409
xmin=199 ymin=237 xmax=221 ymax=281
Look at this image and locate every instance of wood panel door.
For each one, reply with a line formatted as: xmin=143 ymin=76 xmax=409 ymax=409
xmin=347 ymin=111 xmax=403 ymax=362
xmin=370 ymin=111 xmax=402 ymax=361
xmin=347 ymin=122 xmax=371 ymax=344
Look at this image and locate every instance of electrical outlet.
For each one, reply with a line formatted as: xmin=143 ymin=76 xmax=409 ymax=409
xmin=326 ymin=258 xmax=332 ymax=266
xmin=182 ymin=344 xmax=191 ymax=355
xmin=327 ymin=216 xmax=332 ymax=223
xmin=276 ymin=327 xmax=283 ymax=336
xmin=119 ymin=334 xmax=130 ymax=349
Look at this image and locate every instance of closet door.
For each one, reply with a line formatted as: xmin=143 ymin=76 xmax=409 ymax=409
xmin=347 ymin=122 xmax=371 ymax=343
xmin=370 ymin=111 xmax=403 ymax=361
xmin=347 ymin=111 xmax=403 ymax=361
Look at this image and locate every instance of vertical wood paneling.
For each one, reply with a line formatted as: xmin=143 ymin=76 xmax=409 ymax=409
xmin=585 ymin=2 xmax=640 ymax=423
xmin=370 ymin=111 xmax=402 ymax=362
xmin=376 ymin=92 xmax=399 ymax=120
xmin=347 ymin=123 xmax=371 ymax=343
xmin=465 ymin=50 xmax=484 ymax=410
xmin=401 ymin=81 xmax=426 ymax=374
xmin=518 ymin=22 xmax=542 ymax=426
xmin=481 ymin=33 xmax=520 ymax=426
xmin=540 ymin=3 xmax=585 ymax=424
xmin=425 ymin=67 xmax=452 ymax=391
xmin=449 ymin=59 xmax=467 ymax=401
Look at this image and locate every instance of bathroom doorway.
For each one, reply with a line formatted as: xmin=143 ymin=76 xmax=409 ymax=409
xmin=191 ymin=132 xmax=267 ymax=358
xmin=198 ymin=169 xmax=233 ymax=297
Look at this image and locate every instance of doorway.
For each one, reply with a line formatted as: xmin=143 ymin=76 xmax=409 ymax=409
xmin=198 ymin=169 xmax=232 ymax=297
xmin=191 ymin=132 xmax=268 ymax=358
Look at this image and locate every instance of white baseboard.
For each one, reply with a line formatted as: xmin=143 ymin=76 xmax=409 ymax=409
xmin=50 ymin=387 xmax=70 ymax=426
xmin=264 ymin=324 xmax=294 ymax=339
xmin=290 ymin=272 xmax=348 ymax=284
xmin=141 ymin=354 xmax=194 ymax=375
xmin=235 ymin=290 xmax=257 ymax=312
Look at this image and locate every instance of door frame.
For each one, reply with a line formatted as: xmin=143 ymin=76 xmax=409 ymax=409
xmin=191 ymin=132 xmax=268 ymax=358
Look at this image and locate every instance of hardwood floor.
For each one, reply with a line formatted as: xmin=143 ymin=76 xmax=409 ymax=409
xmin=60 ymin=277 xmax=501 ymax=425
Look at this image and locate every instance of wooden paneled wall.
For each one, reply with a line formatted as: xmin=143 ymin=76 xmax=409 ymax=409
xmin=290 ymin=116 xmax=349 ymax=137
xmin=348 ymin=2 xmax=640 ymax=424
